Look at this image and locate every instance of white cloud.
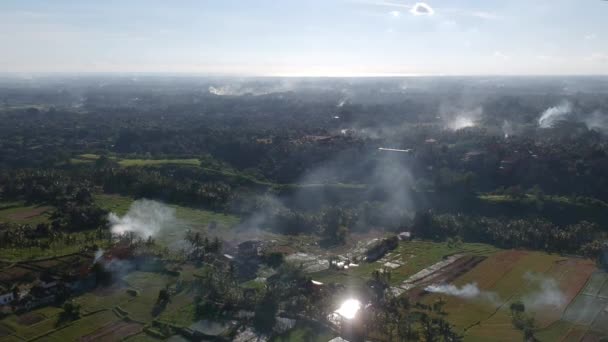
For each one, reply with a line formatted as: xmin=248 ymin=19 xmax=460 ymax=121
xmin=588 ymin=53 xmax=608 ymax=63
xmin=353 ymin=1 xmax=496 ymax=21
xmin=353 ymin=0 xmax=410 ymax=9
xmin=467 ymin=10 xmax=498 ymax=20
xmin=493 ymin=51 xmax=510 ymax=60
xmin=585 ymin=33 xmax=597 ymax=41
xmin=390 ymin=10 xmax=400 ymax=17
xmin=410 ymin=2 xmax=435 ymax=16
xmin=440 ymin=8 xmax=497 ymax=20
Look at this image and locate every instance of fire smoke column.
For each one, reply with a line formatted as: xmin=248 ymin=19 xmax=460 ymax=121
xmin=538 ymin=101 xmax=572 ymax=128
xmin=108 ymin=199 xmax=176 ymax=238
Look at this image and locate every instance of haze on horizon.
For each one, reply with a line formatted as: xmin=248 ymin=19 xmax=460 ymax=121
xmin=1 ymin=0 xmax=607 ymax=76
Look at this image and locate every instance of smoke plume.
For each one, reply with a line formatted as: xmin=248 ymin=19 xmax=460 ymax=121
xmin=502 ymin=120 xmax=514 ymax=138
xmin=425 ymin=282 xmax=500 ymax=304
xmin=584 ymin=110 xmax=608 ymax=133
xmin=521 ymin=272 xmax=566 ymax=310
xmin=443 ymin=107 xmax=483 ymax=131
xmin=93 ymin=249 xmax=104 ymax=264
xmin=538 ymin=101 xmax=573 ymax=128
xmin=109 ymin=199 xmax=176 ymax=238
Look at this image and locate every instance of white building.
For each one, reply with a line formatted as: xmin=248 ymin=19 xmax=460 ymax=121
xmin=0 ymin=292 xmax=14 ymax=305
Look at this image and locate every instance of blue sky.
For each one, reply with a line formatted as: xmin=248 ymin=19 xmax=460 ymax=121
xmin=0 ymin=0 xmax=607 ymax=75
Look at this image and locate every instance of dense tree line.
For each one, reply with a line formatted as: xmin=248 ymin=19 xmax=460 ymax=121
xmin=2 ymin=86 xmax=608 ymax=199
xmin=413 ymin=211 xmax=605 ymax=258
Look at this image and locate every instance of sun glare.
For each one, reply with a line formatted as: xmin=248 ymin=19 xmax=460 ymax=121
xmin=335 ymin=299 xmax=362 ymax=320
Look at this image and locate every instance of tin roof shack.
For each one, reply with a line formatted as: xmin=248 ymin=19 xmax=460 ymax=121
xmin=235 ymin=240 xmax=266 ymax=280
xmin=237 ymin=240 xmax=265 ymax=259
xmin=0 ymin=286 xmax=15 ymax=306
xmin=364 ymin=236 xmax=399 ymax=262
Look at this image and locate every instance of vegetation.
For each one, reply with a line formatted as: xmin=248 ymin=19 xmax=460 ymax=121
xmin=2 ymin=77 xmax=608 ymax=340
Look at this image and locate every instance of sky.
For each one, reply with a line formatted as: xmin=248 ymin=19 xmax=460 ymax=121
xmin=0 ymin=0 xmax=607 ymax=76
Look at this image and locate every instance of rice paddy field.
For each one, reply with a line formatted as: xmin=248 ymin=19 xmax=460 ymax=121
xmin=94 ymin=194 xmax=239 ymax=228
xmin=95 ymin=193 xmax=241 ymax=246
xmin=0 ymin=266 xmax=205 ymax=342
xmin=306 ymin=237 xmax=608 ymax=341
xmin=0 ymin=233 xmax=604 ymax=341
xmin=1 ymin=192 xmax=605 ymax=341
xmin=420 ymin=249 xmax=602 ymax=342
xmin=0 ymin=201 xmax=53 ymax=226
xmin=0 ymin=194 xmax=240 ymax=262
xmin=0 ymin=200 xmax=107 ymax=262
xmin=71 ymin=154 xmax=201 ymax=168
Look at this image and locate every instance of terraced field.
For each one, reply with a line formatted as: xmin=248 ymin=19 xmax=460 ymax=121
xmin=0 ymin=266 xmax=206 ymax=342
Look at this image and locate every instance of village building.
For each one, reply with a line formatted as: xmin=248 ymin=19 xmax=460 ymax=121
xmin=0 ymin=287 xmax=14 ymax=306
xmin=365 ymin=236 xmax=399 ymax=262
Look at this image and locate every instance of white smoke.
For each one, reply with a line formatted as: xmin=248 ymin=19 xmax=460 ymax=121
xmin=208 ymin=86 xmax=234 ymax=96
xmin=425 ymin=282 xmax=501 ymax=304
xmin=425 ymin=283 xmax=480 ymax=298
xmin=538 ymin=101 xmax=573 ymax=128
xmin=502 ymin=120 xmax=514 ymax=138
xmin=208 ymin=80 xmax=296 ymax=96
xmin=584 ymin=110 xmax=608 ymax=133
xmin=93 ymin=249 xmax=104 ymax=264
xmin=444 ymin=107 xmax=483 ymax=131
xmin=522 ymin=272 xmax=566 ymax=310
xmin=209 ymin=85 xmax=266 ymax=96
xmin=109 ymin=199 xmax=176 ymax=238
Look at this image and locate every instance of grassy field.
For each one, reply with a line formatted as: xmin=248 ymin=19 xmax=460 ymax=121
xmin=0 ymin=243 xmax=93 ymax=262
xmin=0 ymin=307 xmax=119 ymax=341
xmin=0 ymin=201 xmax=53 ymax=225
xmin=119 ymin=158 xmax=200 ymax=167
xmin=0 ymin=192 xmax=240 ymax=261
xmin=94 ymin=193 xmax=241 ymax=247
xmin=72 ymin=153 xmax=365 ymax=189
xmin=70 ymin=153 xmax=275 ymax=187
xmin=34 ymin=310 xmax=119 ymax=341
xmin=94 ymin=193 xmax=239 ymax=228
xmin=0 ymin=200 xmax=108 ymax=262
xmin=0 ymin=231 xmax=110 ymax=263
xmin=71 ymin=154 xmax=201 ymax=168
xmin=559 ymin=271 xmax=608 ymax=337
